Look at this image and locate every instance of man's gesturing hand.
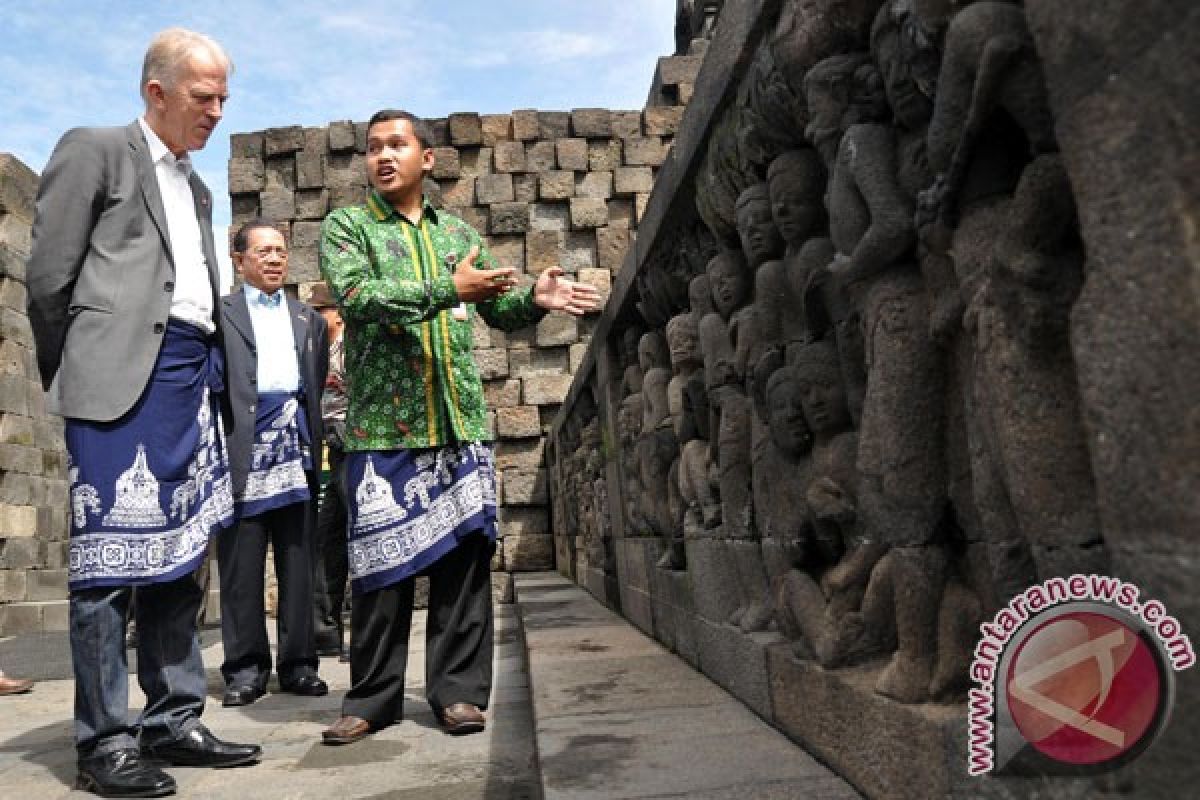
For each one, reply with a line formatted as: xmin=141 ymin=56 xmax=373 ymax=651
xmin=533 ymin=267 xmax=602 ymax=317
xmin=451 ymin=246 xmax=518 ymax=303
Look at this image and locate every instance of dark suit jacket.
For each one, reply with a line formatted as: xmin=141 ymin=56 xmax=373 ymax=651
xmin=220 ymin=290 xmax=328 ymax=501
xmin=26 ymin=120 xmax=225 ymax=421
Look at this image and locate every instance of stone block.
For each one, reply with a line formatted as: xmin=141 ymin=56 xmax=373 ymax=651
xmin=0 ymin=536 xmax=39 ymax=569
xmin=511 ymin=109 xmax=540 ymax=141
xmin=476 ymin=173 xmax=515 ymax=205
xmin=496 ymin=406 xmax=542 ymax=439
xmin=329 ymin=186 xmax=366 ymax=210
xmin=294 ymin=189 xmax=329 ymax=220
xmin=42 ymin=600 xmax=68 ymax=631
xmin=327 ymin=120 xmax=357 ymax=152
xmin=0 ymin=218 xmax=32 ymax=261
xmin=530 ymin=204 xmax=570 ymax=232
xmin=228 ymin=157 xmax=265 ymax=194
xmin=576 ymin=268 xmax=612 ymax=309
xmin=430 ymin=147 xmax=461 ymax=180
xmin=264 ymin=156 xmax=296 ymax=190
xmin=480 ymin=113 xmax=513 ymax=146
xmin=643 ymin=106 xmax=685 ymax=136
xmin=588 ymin=139 xmax=623 ymax=172
xmin=537 ymin=111 xmax=571 ymax=140
xmin=523 ymin=373 xmax=573 ymax=406
xmin=495 ymin=438 xmax=545 ymax=469
xmin=503 ymin=469 xmax=548 ymax=505
xmin=264 ymin=126 xmax=304 ymax=156
xmin=423 ymin=117 xmax=449 ymax=147
xmin=1 ymin=501 xmax=39 ymax=536
xmin=0 ymin=278 xmax=26 ymax=312
xmin=694 ymin=617 xmax=779 ymax=721
xmin=474 ymin=348 xmax=509 ymax=380
xmin=539 ymin=171 xmax=575 ymax=201
xmin=259 ymin=190 xmax=295 ymax=221
xmin=324 ymin=152 xmax=365 ymax=189
xmin=295 ymin=151 xmax=324 ymax=190
xmin=613 ymin=166 xmax=654 ymax=196
xmin=484 ymin=379 xmax=522 ymax=408
xmin=0 ymin=413 xmax=34 ymax=446
xmin=492 ymin=571 xmax=515 ymax=604
xmin=635 ymin=192 xmax=651 ymax=225
xmin=231 ymin=193 xmax=259 ymax=223
xmin=555 ymin=138 xmax=589 ymax=171
xmin=0 ymin=374 xmax=30 ymax=415
xmin=439 ymin=177 xmax=476 ymax=207
xmin=570 ymin=108 xmax=612 ymax=138
xmin=493 ymin=141 xmax=526 ymax=173
xmin=595 ymin=226 xmax=633 ymax=271
xmin=455 ymin=206 xmax=489 ymax=235
xmin=448 ymin=112 xmax=483 ymax=146
xmin=354 ymin=121 xmax=369 ymax=152
xmin=0 ymin=570 xmax=26 ymax=602
xmin=525 ymin=231 xmax=563 ymax=274
xmin=611 ymin=110 xmax=643 ymax=138
xmin=513 ymin=173 xmax=538 ymax=203
xmin=25 ymin=568 xmax=66 ymax=601
xmin=561 ymin=231 xmax=597 ymax=272
xmin=569 ymin=197 xmax=608 ymax=230
xmin=485 ymin=235 xmax=525 ymax=271
xmin=649 ymin=566 xmax=698 ymax=665
xmin=489 ymin=203 xmax=531 ymax=235
xmin=623 ymin=136 xmax=669 ymax=167
xmin=535 ymin=314 xmax=579 ymax=348
xmin=569 ymin=342 xmax=588 ymax=373
xmin=607 ymin=198 xmax=634 ymax=229
xmin=509 ymin=347 xmax=568 ymax=378
xmin=459 ymin=147 xmax=494 ymax=176
xmin=289 ymin=221 xmax=321 ymax=251
xmin=305 ymin=125 xmax=328 ymax=152
xmin=0 ymin=444 xmax=40 ymax=475
xmin=525 ymin=141 xmax=557 ymax=172
xmin=574 ymin=171 xmax=613 ymax=200
xmin=230 ymin=132 xmax=264 ymax=158
xmin=504 ymin=533 xmax=554 ymax=572
xmin=0 ymin=603 xmax=43 ymax=636
xmin=684 ymin=537 xmax=741 ymax=624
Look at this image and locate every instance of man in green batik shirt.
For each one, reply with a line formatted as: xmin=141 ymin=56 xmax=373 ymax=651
xmin=318 ymin=109 xmax=599 ymax=745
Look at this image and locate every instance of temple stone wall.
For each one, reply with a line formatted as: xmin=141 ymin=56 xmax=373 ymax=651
xmin=226 ymin=53 xmax=700 ymax=598
xmin=0 ymin=154 xmax=70 ymax=636
xmin=548 ymin=0 xmax=1198 ymax=797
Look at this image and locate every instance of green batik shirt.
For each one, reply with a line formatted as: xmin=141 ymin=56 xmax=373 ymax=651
xmin=319 ymin=190 xmax=545 ymax=451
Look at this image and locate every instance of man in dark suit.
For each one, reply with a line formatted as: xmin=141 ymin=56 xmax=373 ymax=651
xmin=26 ymin=28 xmax=261 ymax=798
xmin=218 ymin=219 xmax=329 ymax=706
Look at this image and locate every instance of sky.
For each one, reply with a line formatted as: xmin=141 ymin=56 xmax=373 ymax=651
xmin=1 ymin=0 xmax=677 ymax=283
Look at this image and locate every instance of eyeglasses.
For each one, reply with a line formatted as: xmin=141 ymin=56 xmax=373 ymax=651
xmin=248 ymin=246 xmax=288 ymax=259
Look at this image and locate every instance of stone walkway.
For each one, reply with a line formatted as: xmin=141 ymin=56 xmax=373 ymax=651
xmin=0 ymin=574 xmax=858 ymax=798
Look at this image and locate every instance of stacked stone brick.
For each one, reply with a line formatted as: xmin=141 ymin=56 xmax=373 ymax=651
xmin=227 ymin=102 xmax=689 ymax=594
xmin=0 ymin=154 xmax=70 ymax=636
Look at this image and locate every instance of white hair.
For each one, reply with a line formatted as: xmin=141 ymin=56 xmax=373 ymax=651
xmin=140 ymin=27 xmax=232 ymax=103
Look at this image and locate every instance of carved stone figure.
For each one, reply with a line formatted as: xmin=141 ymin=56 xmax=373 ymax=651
xmin=639 ymin=331 xmax=673 ymax=434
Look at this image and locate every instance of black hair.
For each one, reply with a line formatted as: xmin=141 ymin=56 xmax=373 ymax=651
xmin=232 ymin=217 xmax=283 ymax=253
xmin=367 ymin=109 xmax=433 ymax=149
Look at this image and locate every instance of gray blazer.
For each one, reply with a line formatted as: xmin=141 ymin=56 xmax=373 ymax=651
xmin=26 ymin=120 xmax=225 ymax=421
xmin=220 ymin=290 xmax=328 ymax=499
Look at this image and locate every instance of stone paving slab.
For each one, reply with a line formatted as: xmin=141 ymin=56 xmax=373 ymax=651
xmin=515 ymin=572 xmax=861 ymax=800
xmin=0 ymin=605 xmax=538 ymax=799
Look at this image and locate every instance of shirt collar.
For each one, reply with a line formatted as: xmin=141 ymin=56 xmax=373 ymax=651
xmin=244 ymin=284 xmax=284 ymax=308
xmin=138 ymin=117 xmax=193 ymax=176
xmin=366 ymin=189 xmax=439 ymax=225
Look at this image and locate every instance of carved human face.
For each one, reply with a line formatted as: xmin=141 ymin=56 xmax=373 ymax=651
xmin=767 ymin=375 xmax=812 ymax=456
xmin=667 ymin=318 xmax=700 ymax=370
xmin=689 ymin=274 xmax=714 ymax=317
xmin=768 ymin=161 xmax=823 ymax=247
xmin=706 ymin=254 xmax=750 ymax=319
xmin=736 ymin=194 xmax=783 ymax=266
xmin=798 ymin=372 xmax=849 ymax=435
xmin=638 ymin=332 xmax=669 ymax=372
xmin=804 ymin=79 xmax=846 ymax=168
xmin=873 ymin=11 xmax=937 ymax=130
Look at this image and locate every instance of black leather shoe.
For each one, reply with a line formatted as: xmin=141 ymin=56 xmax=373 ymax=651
xmin=222 ymin=684 xmax=264 ymax=707
xmin=280 ymin=674 xmax=329 ymax=697
xmin=77 ymin=748 xmax=175 ymax=797
xmin=141 ymin=725 xmax=261 ymax=768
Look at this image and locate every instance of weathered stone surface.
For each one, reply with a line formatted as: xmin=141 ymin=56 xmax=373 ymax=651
xmin=623 ymin=136 xmax=670 ymax=166
xmin=323 ymin=152 xmax=365 ymax=189
xmin=495 ymin=437 xmax=545 ymax=470
xmin=327 ymin=120 xmax=357 ymax=152
xmin=512 ymin=109 xmax=540 ymax=141
xmin=523 ymin=374 xmax=573 ymax=405
xmin=476 ymin=173 xmax=516 ymax=205
xmin=448 ymin=112 xmax=483 ymax=146
xmin=587 ymin=139 xmax=624 ymax=172
xmin=474 ymin=348 xmax=509 ymax=380
xmin=569 ymin=342 xmax=588 ymax=373
xmin=489 ymin=202 xmax=531 ymax=234
xmin=485 ymin=234 xmax=526 ymax=271
xmin=576 ymin=268 xmax=612 ymax=309
xmin=496 ymin=406 xmax=542 ymax=439
xmin=502 ymin=468 xmax=548 ymax=505
xmin=571 ymin=108 xmax=613 ymax=138
xmin=643 ymin=105 xmax=685 ymax=136
xmin=295 ymin=150 xmax=324 ymax=189
xmin=539 ymin=171 xmax=575 ymax=201
xmin=530 ymin=204 xmax=570 ymax=232
xmin=328 ymin=185 xmax=366 ymax=210
xmin=614 ymin=166 xmax=654 ymax=196
xmin=454 ymin=205 xmax=489 ymax=235
xmin=570 ymin=197 xmax=609 ymax=230
xmin=606 ymin=198 xmax=634 ymax=228
xmin=290 ymin=221 xmax=322 ymax=251
xmin=493 ymin=141 xmax=526 ymax=173
xmin=258 ymin=190 xmax=295 ymax=221
xmin=513 ymin=173 xmax=538 ymax=204
xmin=555 ymin=139 xmax=589 ymax=171
xmin=509 ymin=347 xmax=569 ymax=377
xmin=504 ymin=533 xmax=554 ymax=572
xmin=264 ymin=126 xmax=304 ymax=156
xmin=459 ymin=147 xmax=494 ymax=177
xmin=526 ymin=230 xmax=565 ymax=274
xmin=538 ymin=111 xmax=571 ymax=140
xmin=481 ymin=113 xmax=513 ymax=146
xmin=431 ymin=147 xmax=461 ymax=179
xmin=228 ymin=157 xmax=265 ymax=194
xmin=484 ymin=379 xmax=522 ymax=408
xmin=535 ymin=314 xmax=580 ymax=348
xmin=229 ymin=132 xmax=264 ymax=158
xmin=525 ymin=141 xmax=557 ymax=172
xmin=572 ymin=171 xmax=612 ymax=201
xmin=0 ymin=503 xmax=37 ymax=537
xmin=439 ymin=177 xmax=476 ymax=207
xmin=596 ymin=226 xmax=632 ymax=270
xmin=611 ymin=110 xmax=643 ymax=138
xmin=264 ymin=156 xmax=296 ymax=190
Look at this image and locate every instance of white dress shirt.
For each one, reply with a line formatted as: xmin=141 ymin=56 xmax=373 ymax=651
xmin=244 ymin=285 xmax=300 ymax=393
xmin=138 ymin=117 xmax=215 ymax=333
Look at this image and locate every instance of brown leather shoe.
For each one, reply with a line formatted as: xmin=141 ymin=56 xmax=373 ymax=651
xmin=438 ymin=702 xmax=485 ymax=735
xmin=321 ymin=715 xmax=371 ymax=745
xmin=0 ymin=674 xmax=33 ymax=696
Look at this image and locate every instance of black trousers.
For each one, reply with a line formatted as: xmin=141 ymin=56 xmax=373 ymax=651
xmin=342 ymin=532 xmax=495 ymax=727
xmin=313 ymin=446 xmax=349 ymax=648
xmin=217 ymin=501 xmax=318 ymax=689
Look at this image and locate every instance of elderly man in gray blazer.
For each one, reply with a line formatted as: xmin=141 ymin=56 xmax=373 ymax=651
xmin=26 ymin=28 xmax=260 ymax=799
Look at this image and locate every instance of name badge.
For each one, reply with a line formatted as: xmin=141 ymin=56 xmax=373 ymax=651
xmin=451 ymin=303 xmax=469 ymax=321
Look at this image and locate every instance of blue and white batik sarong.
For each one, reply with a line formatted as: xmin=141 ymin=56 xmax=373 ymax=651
xmin=236 ymin=391 xmax=311 ymax=518
xmin=346 ymin=442 xmax=498 ymax=594
xmin=64 ymin=320 xmax=234 ymax=590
